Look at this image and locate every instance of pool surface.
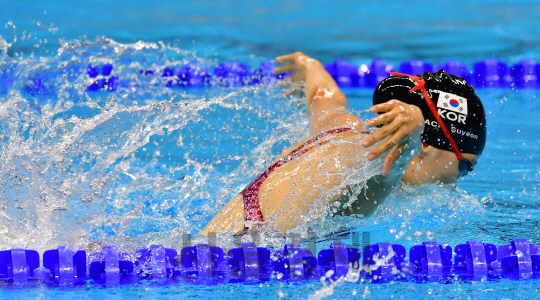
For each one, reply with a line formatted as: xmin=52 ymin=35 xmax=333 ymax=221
xmin=1 ymin=0 xmax=540 ymax=299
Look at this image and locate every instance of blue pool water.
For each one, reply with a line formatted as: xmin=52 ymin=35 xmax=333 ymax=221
xmin=1 ymin=0 xmax=540 ymax=299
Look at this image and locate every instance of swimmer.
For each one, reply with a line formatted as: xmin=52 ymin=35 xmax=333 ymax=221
xmin=201 ymin=52 xmax=486 ymax=235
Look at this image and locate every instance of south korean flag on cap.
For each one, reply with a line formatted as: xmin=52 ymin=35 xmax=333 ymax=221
xmin=436 ymin=91 xmax=468 ymax=115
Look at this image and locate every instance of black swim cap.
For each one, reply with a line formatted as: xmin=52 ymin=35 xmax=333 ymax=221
xmin=373 ymin=70 xmax=486 ymax=155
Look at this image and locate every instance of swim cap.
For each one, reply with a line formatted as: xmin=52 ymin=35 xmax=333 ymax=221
xmin=372 ymin=70 xmax=486 ymax=155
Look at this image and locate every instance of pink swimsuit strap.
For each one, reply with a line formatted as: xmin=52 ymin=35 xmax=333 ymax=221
xmin=241 ymin=127 xmax=352 ymax=229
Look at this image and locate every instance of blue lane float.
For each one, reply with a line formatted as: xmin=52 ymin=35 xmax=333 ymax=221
xmin=511 ymin=60 xmax=539 ymax=89
xmin=227 ymin=242 xmax=272 ymax=283
xmin=42 ymin=246 xmax=87 ymax=286
xmin=362 ymin=242 xmax=407 ymax=283
xmin=214 ymin=62 xmax=251 ymax=87
xmin=160 ymin=67 xmax=176 ymax=87
xmin=86 ymin=64 xmax=119 ymax=92
xmin=88 ymin=245 xmax=134 ymax=286
xmin=454 ymin=240 xmax=497 ymax=281
xmin=436 ymin=60 xmax=471 ymax=83
xmin=47 ymin=58 xmax=540 ymax=94
xmin=135 ymin=245 xmax=180 ymax=281
xmin=180 ymin=243 xmax=228 ymax=283
xmin=180 ymin=62 xmax=212 ymax=87
xmin=494 ymin=239 xmax=540 ymax=280
xmin=408 ymin=241 xmax=453 ymax=282
xmin=272 ymin=244 xmax=317 ymax=281
xmin=364 ymin=60 xmax=395 ymax=88
xmin=324 ymin=60 xmax=361 ymax=88
xmin=20 ymin=59 xmax=540 ymax=95
xmin=473 ymin=59 xmax=512 ymax=88
xmin=400 ymin=60 xmax=434 ymax=76
xmin=251 ymin=61 xmax=289 ymax=84
xmin=161 ymin=62 xmax=212 ymax=88
xmin=250 ymin=62 xmax=275 ymax=85
xmin=4 ymin=238 xmax=540 ymax=288
xmin=317 ymin=242 xmax=361 ymax=280
xmin=0 ymin=249 xmax=40 ymax=285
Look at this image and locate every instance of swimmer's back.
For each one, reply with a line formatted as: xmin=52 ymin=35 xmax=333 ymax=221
xmin=201 ymin=124 xmax=372 ymax=235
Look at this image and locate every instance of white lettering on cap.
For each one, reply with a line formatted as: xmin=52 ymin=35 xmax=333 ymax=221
xmin=437 ymin=108 xmax=467 ymax=125
xmin=451 ymin=125 xmax=478 ymax=140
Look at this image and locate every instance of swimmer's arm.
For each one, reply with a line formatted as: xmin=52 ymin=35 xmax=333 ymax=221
xmin=274 ymin=52 xmax=355 ymax=135
xmin=337 ymin=138 xmax=417 ymax=217
xmin=338 ymin=175 xmax=399 ymax=217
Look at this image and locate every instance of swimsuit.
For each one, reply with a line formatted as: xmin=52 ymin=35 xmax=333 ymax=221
xmin=242 ymin=127 xmax=353 ymax=229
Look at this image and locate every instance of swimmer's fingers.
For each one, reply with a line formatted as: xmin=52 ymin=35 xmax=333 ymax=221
xmin=274 ymin=63 xmax=295 ymax=75
xmin=362 ymin=122 xmax=398 ymax=149
xmin=366 ymin=108 xmax=399 ymax=127
xmin=274 ymin=52 xmax=300 ymax=75
xmin=275 ymin=53 xmax=297 ymax=63
xmin=362 ymin=109 xmax=404 ymax=147
xmin=383 ymin=142 xmax=409 ymax=176
xmin=275 ymin=52 xmax=306 ymax=64
xmin=368 ymin=100 xmax=403 ymax=114
xmin=365 ymin=125 xmax=408 ymax=160
xmin=363 ymin=100 xmax=419 ymax=148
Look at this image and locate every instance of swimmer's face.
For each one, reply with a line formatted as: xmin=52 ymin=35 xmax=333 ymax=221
xmin=401 ymin=143 xmax=479 ymax=186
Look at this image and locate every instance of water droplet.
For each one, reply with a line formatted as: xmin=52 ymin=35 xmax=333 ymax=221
xmin=325 ymin=269 xmax=334 ymax=277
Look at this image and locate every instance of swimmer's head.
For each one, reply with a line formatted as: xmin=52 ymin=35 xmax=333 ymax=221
xmin=372 ymin=70 xmax=486 ymax=183
xmin=373 ymin=70 xmax=486 ymax=156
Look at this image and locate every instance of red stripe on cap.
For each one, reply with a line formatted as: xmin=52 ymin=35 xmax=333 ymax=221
xmin=389 ymin=72 xmax=465 ymax=162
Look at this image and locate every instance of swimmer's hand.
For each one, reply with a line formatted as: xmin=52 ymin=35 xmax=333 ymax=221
xmin=361 ymin=100 xmax=424 ymax=176
xmin=274 ymin=52 xmax=320 ymax=98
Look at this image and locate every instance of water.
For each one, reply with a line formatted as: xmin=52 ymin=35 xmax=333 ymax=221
xmin=1 ymin=0 xmax=540 ymax=299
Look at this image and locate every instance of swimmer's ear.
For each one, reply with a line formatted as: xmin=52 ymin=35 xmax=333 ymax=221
xmin=418 ymin=143 xmax=431 ymax=158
